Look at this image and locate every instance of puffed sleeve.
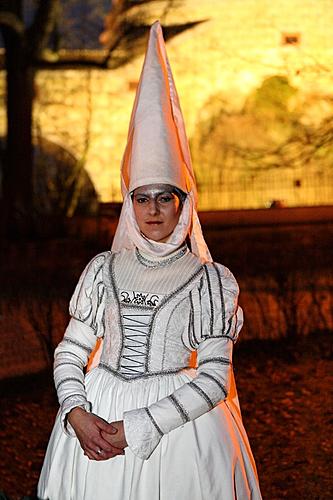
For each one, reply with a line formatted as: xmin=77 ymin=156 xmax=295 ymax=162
xmin=123 ymin=262 xmax=243 ymax=459
xmin=53 ymin=252 xmax=108 ymax=436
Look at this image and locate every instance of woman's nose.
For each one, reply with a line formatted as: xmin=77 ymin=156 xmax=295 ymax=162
xmin=148 ymin=199 xmax=159 ymax=215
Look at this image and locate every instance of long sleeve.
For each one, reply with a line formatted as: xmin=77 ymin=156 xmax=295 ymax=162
xmin=53 ymin=252 xmax=108 ymax=436
xmin=123 ymin=262 xmax=243 ymax=459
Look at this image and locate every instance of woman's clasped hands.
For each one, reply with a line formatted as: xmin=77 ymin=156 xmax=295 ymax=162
xmin=67 ymin=407 xmax=128 ymax=461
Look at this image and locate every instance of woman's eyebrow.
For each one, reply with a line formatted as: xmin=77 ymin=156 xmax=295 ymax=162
xmin=135 ymin=190 xmax=173 ymax=197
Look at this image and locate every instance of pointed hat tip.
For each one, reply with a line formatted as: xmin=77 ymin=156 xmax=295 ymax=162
xmin=150 ymin=20 xmax=163 ymax=35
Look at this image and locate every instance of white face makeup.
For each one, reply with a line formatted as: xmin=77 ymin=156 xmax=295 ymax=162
xmin=132 ymin=184 xmax=183 ymax=243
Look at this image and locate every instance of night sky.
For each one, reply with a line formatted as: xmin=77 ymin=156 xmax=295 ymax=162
xmin=0 ymin=0 xmax=111 ymax=50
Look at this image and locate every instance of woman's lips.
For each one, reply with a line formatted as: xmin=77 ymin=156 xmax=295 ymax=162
xmin=146 ymin=221 xmax=163 ymax=225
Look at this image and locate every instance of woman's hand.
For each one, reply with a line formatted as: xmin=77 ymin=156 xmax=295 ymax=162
xmin=67 ymin=407 xmax=125 ymax=461
xmin=101 ymin=420 xmax=128 ymax=450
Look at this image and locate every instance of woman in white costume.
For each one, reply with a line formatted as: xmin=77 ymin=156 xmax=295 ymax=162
xmin=38 ymin=21 xmax=262 ymax=500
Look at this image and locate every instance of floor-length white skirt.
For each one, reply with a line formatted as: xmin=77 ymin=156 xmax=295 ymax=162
xmin=38 ymin=367 xmax=262 ymax=500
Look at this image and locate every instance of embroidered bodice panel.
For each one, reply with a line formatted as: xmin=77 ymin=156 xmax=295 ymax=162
xmin=119 ymin=290 xmax=163 ymax=308
xmin=100 ymin=248 xmax=203 ymax=379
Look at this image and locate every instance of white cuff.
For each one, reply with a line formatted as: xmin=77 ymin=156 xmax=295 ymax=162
xmin=123 ymin=407 xmax=163 ymax=460
xmin=61 ymin=398 xmax=92 ymax=437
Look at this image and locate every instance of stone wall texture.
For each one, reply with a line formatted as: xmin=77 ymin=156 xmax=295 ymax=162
xmin=1 ymin=0 xmax=333 ymax=209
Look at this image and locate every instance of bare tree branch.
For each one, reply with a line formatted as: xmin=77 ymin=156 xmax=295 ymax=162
xmin=0 ymin=12 xmax=25 ymax=35
xmin=26 ymin=0 xmax=60 ymax=60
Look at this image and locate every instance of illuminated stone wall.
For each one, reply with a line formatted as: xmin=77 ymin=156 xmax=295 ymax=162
xmin=1 ymin=0 xmax=333 ymax=208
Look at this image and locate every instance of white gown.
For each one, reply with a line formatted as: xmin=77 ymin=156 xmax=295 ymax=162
xmin=38 ymin=247 xmax=262 ymax=500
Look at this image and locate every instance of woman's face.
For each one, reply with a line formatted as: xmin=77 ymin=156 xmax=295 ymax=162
xmin=132 ymin=184 xmax=183 ymax=242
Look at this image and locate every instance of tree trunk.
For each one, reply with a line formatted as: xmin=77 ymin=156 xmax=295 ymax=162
xmin=2 ymin=27 xmax=35 ymax=238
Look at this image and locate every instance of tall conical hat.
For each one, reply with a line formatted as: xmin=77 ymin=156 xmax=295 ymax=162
xmin=112 ymin=21 xmax=211 ymax=263
xmin=121 ymin=21 xmax=197 ymax=199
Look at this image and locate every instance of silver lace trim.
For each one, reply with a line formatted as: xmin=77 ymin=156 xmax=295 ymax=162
xmin=168 ymin=394 xmax=190 ymax=423
xmin=145 ymin=408 xmax=164 ymax=437
xmin=200 ymin=371 xmax=228 ymax=399
xmin=61 ymin=393 xmax=86 ymax=406
xmin=135 ymin=244 xmax=187 ymax=269
xmin=98 ymin=363 xmax=188 ymax=381
xmin=212 ymin=263 xmax=226 ymax=334
xmin=198 ymin=356 xmax=231 ymax=367
xmin=63 ymin=337 xmax=92 ymax=354
xmin=188 ymin=381 xmax=214 ymax=410
xmin=54 ymin=361 xmax=82 ymax=370
xmin=56 ymin=377 xmax=85 ymax=391
xmin=204 ymin=265 xmax=214 ymax=336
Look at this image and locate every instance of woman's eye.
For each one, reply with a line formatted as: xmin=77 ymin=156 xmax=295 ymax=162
xmin=159 ymin=195 xmax=173 ymax=203
xmin=136 ymin=197 xmax=148 ymax=204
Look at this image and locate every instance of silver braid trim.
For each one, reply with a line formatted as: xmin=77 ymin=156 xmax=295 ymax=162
xmin=145 ymin=408 xmax=164 ymax=437
xmin=135 ymin=244 xmax=187 ymax=269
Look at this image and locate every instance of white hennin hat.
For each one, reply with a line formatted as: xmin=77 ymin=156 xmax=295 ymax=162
xmin=112 ymin=21 xmax=211 ymax=263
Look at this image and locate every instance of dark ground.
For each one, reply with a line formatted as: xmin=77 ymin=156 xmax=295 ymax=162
xmin=1 ymin=333 xmax=332 ymax=500
xmin=0 ymin=221 xmax=333 ymax=499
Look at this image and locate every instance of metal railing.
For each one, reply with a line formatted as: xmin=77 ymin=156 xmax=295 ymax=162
xmin=197 ymin=170 xmax=333 ymax=210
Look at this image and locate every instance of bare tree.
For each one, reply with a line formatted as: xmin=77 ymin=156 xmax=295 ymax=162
xmin=0 ymin=0 xmax=60 ymax=238
xmin=0 ymin=0 xmax=198 ymax=238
